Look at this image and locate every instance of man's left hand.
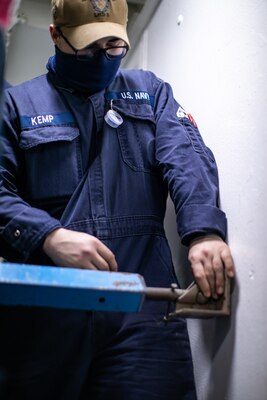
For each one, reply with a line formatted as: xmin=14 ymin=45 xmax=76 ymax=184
xmin=188 ymin=235 xmax=235 ymax=299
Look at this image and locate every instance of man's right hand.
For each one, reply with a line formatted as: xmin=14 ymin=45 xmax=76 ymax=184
xmin=43 ymin=228 xmax=118 ymax=271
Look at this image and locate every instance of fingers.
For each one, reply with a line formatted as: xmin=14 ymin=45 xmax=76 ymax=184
xmin=43 ymin=228 xmax=118 ymax=272
xmin=212 ymin=254 xmax=225 ymax=295
xmin=75 ymin=238 xmax=118 ymax=272
xmin=221 ymin=248 xmax=235 ymax=278
xmin=83 ymin=252 xmax=109 ymax=271
xmin=191 ymin=257 xmax=224 ymax=299
xmin=191 ymin=260 xmax=220 ymax=299
xmin=190 ymin=261 xmax=212 ymax=298
xmin=95 ymin=242 xmax=118 ymax=272
xmin=188 ymin=236 xmax=235 ymax=299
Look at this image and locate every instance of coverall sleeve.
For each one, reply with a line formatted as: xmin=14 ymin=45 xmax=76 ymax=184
xmin=0 ymin=95 xmax=62 ymax=262
xmin=153 ymin=80 xmax=227 ymax=245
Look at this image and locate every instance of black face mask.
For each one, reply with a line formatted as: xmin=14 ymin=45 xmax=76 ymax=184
xmin=47 ymin=46 xmax=121 ymax=93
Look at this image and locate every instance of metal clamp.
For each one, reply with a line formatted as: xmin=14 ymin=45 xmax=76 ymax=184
xmin=145 ymin=274 xmax=231 ymax=319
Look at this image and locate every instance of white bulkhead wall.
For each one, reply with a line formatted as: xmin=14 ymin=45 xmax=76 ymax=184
xmin=125 ymin=1 xmax=267 ymax=399
xmin=4 ymin=0 xmax=267 ymax=399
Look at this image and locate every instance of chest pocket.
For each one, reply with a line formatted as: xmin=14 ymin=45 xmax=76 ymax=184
xmin=19 ymin=126 xmax=82 ymax=201
xmin=112 ymin=101 xmax=156 ymax=174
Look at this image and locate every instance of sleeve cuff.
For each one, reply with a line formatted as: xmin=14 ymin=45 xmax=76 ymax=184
xmin=177 ymin=204 xmax=227 ymax=246
xmin=2 ymin=208 xmax=62 ymax=262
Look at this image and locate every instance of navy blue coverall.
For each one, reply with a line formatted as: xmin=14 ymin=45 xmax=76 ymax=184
xmin=0 ymin=69 xmax=227 ymax=399
xmin=0 ymin=29 xmax=5 ymax=125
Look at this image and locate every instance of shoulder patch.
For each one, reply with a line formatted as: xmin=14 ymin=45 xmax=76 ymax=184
xmin=177 ymin=106 xmax=198 ymax=128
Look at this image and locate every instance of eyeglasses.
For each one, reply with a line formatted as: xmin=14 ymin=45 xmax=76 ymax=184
xmin=57 ymin=29 xmax=129 ymax=61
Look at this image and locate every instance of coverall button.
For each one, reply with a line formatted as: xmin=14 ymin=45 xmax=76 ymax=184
xmin=14 ymin=229 xmax=21 ymax=238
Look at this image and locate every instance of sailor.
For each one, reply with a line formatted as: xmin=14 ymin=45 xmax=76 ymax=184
xmin=0 ymin=0 xmax=235 ymax=398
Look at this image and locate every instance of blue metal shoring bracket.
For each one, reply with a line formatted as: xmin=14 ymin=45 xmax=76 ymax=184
xmin=0 ymin=263 xmax=231 ymax=318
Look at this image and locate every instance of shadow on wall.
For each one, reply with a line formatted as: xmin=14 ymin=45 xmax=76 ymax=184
xmin=164 ymin=196 xmax=240 ymax=400
xmin=206 ymin=281 xmax=239 ymax=400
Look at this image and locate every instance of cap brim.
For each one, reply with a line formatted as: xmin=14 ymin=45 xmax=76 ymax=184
xmin=60 ymin=22 xmax=130 ymax=49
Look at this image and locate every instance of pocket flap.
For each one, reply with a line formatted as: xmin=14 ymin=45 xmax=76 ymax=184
xmin=110 ymin=100 xmax=155 ymax=122
xmin=19 ymin=126 xmax=80 ymax=150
